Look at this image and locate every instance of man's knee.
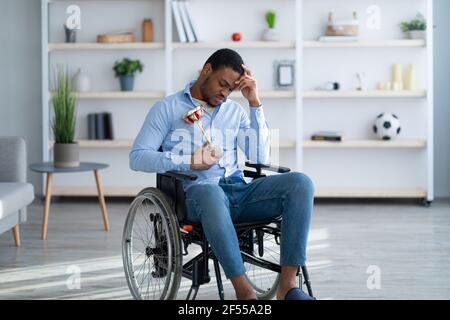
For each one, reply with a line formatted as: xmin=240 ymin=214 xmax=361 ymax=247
xmin=284 ymin=172 xmax=314 ymax=196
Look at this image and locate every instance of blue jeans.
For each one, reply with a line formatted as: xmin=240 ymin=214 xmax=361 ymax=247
xmin=185 ymin=172 xmax=314 ymax=279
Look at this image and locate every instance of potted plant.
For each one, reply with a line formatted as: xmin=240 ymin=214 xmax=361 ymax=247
xmin=113 ymin=58 xmax=144 ymax=91
xmin=52 ymin=66 xmax=79 ymax=168
xmin=262 ymin=10 xmax=280 ymax=41
xmin=400 ymin=13 xmax=427 ymax=40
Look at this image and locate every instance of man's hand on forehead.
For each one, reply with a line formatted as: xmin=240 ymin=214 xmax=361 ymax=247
xmin=234 ymin=64 xmax=261 ymax=107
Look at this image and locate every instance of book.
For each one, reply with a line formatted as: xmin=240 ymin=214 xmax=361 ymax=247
xmin=180 ymin=0 xmax=200 ymax=42
xmin=311 ymin=131 xmax=344 ymax=142
xmin=318 ymin=35 xmax=359 ymax=42
xmin=103 ymin=112 xmax=114 ymax=140
xmin=172 ymin=0 xmax=188 ymax=43
xmin=95 ymin=113 xmax=106 ymax=140
xmin=177 ymin=0 xmax=196 ymax=42
xmin=87 ymin=113 xmax=96 ymax=140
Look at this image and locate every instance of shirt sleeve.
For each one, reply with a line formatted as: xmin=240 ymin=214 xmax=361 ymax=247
xmin=237 ymin=104 xmax=271 ymax=164
xmin=129 ymin=101 xmax=191 ymax=173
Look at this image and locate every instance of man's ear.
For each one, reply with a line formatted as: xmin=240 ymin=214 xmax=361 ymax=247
xmin=203 ymin=63 xmax=212 ymax=75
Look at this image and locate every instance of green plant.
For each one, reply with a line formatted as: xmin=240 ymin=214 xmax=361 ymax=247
xmin=113 ymin=58 xmax=144 ymax=77
xmin=400 ymin=13 xmax=427 ymax=32
xmin=265 ymin=10 xmax=276 ymax=29
xmin=51 ymin=66 xmax=77 ymax=144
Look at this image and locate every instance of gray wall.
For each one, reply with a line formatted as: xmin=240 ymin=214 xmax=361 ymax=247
xmin=0 ymin=0 xmax=42 ymax=193
xmin=433 ymin=0 xmax=450 ymax=197
xmin=0 ymin=0 xmax=449 ymax=197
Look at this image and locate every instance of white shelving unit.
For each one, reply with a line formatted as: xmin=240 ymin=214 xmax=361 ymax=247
xmin=41 ymin=0 xmax=434 ymax=201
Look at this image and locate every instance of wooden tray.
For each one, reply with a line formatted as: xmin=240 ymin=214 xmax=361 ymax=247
xmin=97 ymin=33 xmax=135 ymax=43
xmin=326 ymin=25 xmax=359 ymax=36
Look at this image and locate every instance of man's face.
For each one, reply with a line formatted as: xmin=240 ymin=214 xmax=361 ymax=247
xmin=199 ymin=65 xmax=242 ymax=106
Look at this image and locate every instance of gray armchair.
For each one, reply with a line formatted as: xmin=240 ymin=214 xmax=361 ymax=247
xmin=0 ymin=137 xmax=35 ymax=246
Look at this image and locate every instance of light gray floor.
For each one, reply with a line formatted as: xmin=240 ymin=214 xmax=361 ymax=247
xmin=1 ymin=197 xmax=449 ymax=300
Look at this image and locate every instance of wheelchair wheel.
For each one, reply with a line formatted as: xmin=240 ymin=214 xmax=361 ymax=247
xmin=122 ymin=187 xmax=182 ymax=300
xmin=240 ymin=225 xmax=281 ymax=300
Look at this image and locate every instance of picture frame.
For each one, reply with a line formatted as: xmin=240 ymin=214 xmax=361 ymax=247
xmin=274 ymin=60 xmax=295 ymax=90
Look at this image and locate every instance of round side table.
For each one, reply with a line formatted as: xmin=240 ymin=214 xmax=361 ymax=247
xmin=29 ymin=162 xmax=110 ymax=240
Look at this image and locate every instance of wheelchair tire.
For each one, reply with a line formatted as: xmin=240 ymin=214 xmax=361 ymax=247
xmin=122 ymin=187 xmax=182 ymax=300
xmin=240 ymin=226 xmax=281 ymax=300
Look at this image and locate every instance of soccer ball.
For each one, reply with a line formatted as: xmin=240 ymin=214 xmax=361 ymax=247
xmin=373 ymin=113 xmax=401 ymax=140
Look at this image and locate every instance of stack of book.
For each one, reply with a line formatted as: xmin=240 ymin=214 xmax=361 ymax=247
xmin=87 ymin=113 xmax=114 ymax=140
xmin=172 ymin=0 xmax=201 ymax=43
xmin=311 ymin=131 xmax=343 ymax=142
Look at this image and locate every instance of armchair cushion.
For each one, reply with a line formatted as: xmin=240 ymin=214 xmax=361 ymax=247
xmin=0 ymin=137 xmax=26 ymax=183
xmin=0 ymin=183 xmax=34 ymax=219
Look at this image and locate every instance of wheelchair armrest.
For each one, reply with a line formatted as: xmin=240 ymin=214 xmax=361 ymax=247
xmin=244 ymin=162 xmax=291 ymax=174
xmin=163 ymin=171 xmax=198 ymax=181
xmin=243 ymin=162 xmax=291 ymax=180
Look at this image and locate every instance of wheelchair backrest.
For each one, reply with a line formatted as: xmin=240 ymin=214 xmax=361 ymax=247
xmin=155 ymin=146 xmax=188 ymax=222
xmin=156 ymin=173 xmax=187 ymax=222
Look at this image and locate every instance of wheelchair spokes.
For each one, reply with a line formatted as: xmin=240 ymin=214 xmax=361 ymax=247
xmin=240 ymin=225 xmax=281 ymax=300
xmin=122 ymin=189 xmax=182 ymax=300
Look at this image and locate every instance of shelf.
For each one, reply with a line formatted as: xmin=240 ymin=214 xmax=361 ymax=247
xmin=49 ymin=91 xmax=293 ymax=100
xmin=53 ymin=90 xmax=425 ymax=100
xmin=314 ymin=187 xmax=427 ymax=199
xmin=75 ymin=91 xmax=165 ymax=99
xmin=76 ymin=139 xmax=134 ymax=149
xmin=49 ymin=139 xmax=426 ymax=150
xmin=303 ymin=90 xmax=427 ymax=99
xmin=231 ymin=90 xmax=295 ymax=99
xmin=51 ymin=186 xmax=427 ymax=199
xmin=272 ymin=140 xmax=296 ymax=149
xmin=304 ymin=139 xmax=427 ymax=149
xmin=49 ymin=140 xmax=133 ymax=149
xmin=173 ymin=41 xmax=296 ymax=49
xmin=303 ymin=39 xmax=426 ymax=48
xmin=48 ymin=40 xmax=425 ymax=51
xmin=48 ymin=42 xmax=164 ymax=51
xmin=48 ymin=139 xmax=297 ymax=150
xmin=49 ymin=90 xmax=425 ymax=100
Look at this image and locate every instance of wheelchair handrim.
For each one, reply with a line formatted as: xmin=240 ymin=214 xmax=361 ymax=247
xmin=122 ymin=191 xmax=181 ymax=300
xmin=241 ymin=227 xmax=281 ymax=299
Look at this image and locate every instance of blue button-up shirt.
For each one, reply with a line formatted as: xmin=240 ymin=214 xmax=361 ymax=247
xmin=130 ymin=81 xmax=271 ymax=190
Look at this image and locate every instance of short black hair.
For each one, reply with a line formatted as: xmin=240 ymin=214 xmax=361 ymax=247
xmin=204 ymin=48 xmax=245 ymax=75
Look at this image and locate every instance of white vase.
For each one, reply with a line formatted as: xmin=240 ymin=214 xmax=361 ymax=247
xmin=408 ymin=30 xmax=426 ymax=40
xmin=73 ymin=68 xmax=91 ymax=92
xmin=262 ymin=28 xmax=280 ymax=41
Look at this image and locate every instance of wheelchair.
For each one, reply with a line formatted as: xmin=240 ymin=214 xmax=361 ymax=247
xmin=122 ymin=161 xmax=314 ymax=300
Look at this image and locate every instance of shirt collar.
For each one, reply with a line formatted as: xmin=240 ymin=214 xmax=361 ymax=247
xmin=183 ymin=80 xmax=198 ymax=108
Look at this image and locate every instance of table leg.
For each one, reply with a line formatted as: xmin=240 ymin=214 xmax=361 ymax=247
xmin=94 ymin=170 xmax=110 ymax=231
xmin=13 ymin=225 xmax=21 ymax=247
xmin=42 ymin=172 xmax=53 ymax=240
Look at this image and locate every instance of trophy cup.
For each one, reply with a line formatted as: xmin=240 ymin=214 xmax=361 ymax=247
xmin=183 ymin=106 xmax=223 ymax=158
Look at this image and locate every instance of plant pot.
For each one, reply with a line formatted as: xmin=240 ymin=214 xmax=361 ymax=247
xmin=120 ymin=75 xmax=135 ymax=91
xmin=54 ymin=142 xmax=79 ymax=168
xmin=408 ymin=30 xmax=426 ymax=40
xmin=262 ymin=28 xmax=280 ymax=41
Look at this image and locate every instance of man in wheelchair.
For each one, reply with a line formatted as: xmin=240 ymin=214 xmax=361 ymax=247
xmin=129 ymin=49 xmax=315 ymax=300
